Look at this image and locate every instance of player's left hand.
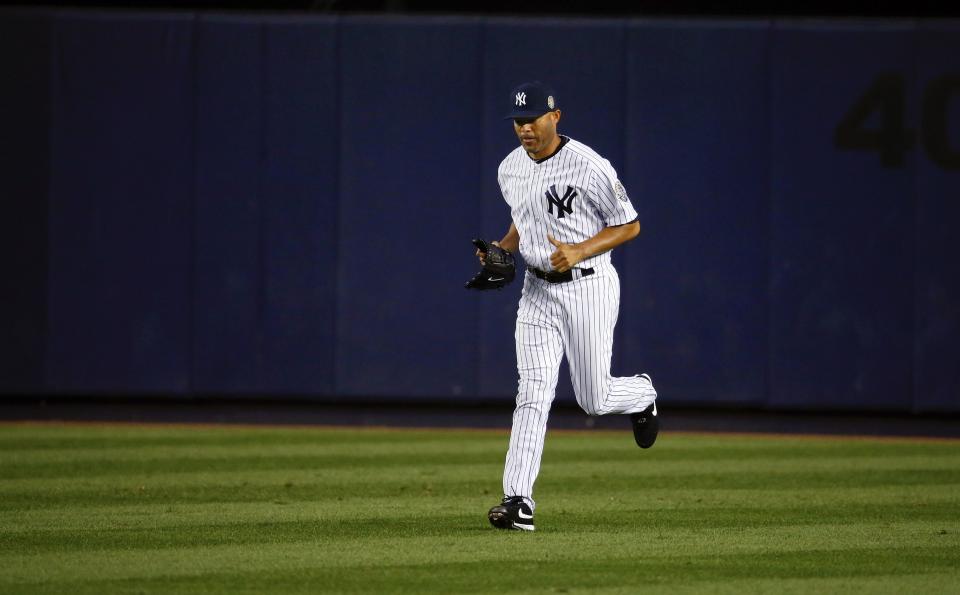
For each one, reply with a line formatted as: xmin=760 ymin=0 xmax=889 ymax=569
xmin=547 ymin=235 xmax=585 ymax=273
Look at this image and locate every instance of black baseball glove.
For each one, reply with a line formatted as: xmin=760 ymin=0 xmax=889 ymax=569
xmin=465 ymin=238 xmax=516 ymax=290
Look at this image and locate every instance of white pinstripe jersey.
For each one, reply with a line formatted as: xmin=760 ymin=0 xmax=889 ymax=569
xmin=497 ymin=136 xmax=638 ymax=271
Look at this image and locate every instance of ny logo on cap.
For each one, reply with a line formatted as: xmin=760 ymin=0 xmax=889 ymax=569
xmin=515 ymin=92 xmax=526 ymax=106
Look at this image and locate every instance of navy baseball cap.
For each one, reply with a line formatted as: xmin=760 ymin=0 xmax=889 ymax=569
xmin=504 ymin=81 xmax=559 ymax=120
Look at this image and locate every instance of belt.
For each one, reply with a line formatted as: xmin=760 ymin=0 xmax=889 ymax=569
xmin=527 ymin=266 xmax=595 ymax=284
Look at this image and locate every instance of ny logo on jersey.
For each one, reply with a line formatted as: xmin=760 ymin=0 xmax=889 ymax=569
xmin=545 ymin=184 xmax=577 ymax=218
xmin=515 ymin=92 xmax=526 ymax=106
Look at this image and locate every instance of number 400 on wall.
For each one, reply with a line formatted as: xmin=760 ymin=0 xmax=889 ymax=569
xmin=834 ymin=73 xmax=960 ymax=170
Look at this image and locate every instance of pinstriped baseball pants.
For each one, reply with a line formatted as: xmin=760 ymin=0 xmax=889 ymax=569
xmin=502 ymin=265 xmax=657 ymax=508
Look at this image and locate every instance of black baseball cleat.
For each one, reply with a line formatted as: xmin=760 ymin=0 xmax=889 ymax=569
xmin=631 ymin=375 xmax=659 ymax=449
xmin=488 ymin=496 xmax=535 ymax=532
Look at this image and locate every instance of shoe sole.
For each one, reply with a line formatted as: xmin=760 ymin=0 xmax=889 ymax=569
xmin=638 ymin=419 xmax=658 ymax=449
xmin=488 ymin=510 xmax=535 ymax=531
xmin=632 ymin=406 xmax=659 ymax=449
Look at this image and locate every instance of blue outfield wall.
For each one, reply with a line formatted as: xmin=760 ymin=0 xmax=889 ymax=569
xmin=0 ymin=11 xmax=958 ymax=412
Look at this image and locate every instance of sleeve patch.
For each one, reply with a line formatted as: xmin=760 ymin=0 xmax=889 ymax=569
xmin=614 ymin=179 xmax=628 ymax=202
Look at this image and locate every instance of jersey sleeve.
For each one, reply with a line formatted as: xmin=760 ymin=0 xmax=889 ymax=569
xmin=496 ymin=160 xmax=511 ymax=206
xmin=589 ymin=161 xmax=638 ymax=226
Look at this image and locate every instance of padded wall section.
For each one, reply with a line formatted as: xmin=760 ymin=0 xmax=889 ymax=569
xmin=194 ymin=17 xmax=339 ymax=395
xmin=259 ymin=19 xmax=338 ymax=394
xmin=46 ymin=14 xmax=195 ymax=392
xmin=193 ymin=18 xmax=262 ymax=392
xmin=336 ymin=17 xmax=482 ymax=397
xmin=625 ymin=21 xmax=771 ymax=405
xmin=913 ymin=23 xmax=960 ymax=412
xmin=768 ymin=23 xmax=915 ymax=410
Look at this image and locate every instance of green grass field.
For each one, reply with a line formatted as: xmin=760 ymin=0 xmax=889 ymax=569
xmin=1 ymin=422 xmax=958 ymax=594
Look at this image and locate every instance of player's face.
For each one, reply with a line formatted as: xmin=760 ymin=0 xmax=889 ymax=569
xmin=513 ymin=110 xmax=561 ymax=158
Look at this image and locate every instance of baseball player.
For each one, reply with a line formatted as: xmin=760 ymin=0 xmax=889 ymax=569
xmin=467 ymin=81 xmax=659 ymax=532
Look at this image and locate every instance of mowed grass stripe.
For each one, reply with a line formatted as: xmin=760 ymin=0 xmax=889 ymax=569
xmin=3 ymin=502 xmax=957 ymax=556
xmin=4 ymin=428 xmax=959 ymax=481
xmin=12 ymin=570 xmax=960 ymax=595
xmin=1 ymin=439 xmax=503 ymax=466
xmin=10 ymin=451 xmax=959 ymax=485
xmin=3 ymin=422 xmax=957 ymax=446
xmin=3 ymin=522 xmax=957 ymax=584
xmin=5 ymin=444 xmax=960 ymax=480
xmin=3 ymin=495 xmax=957 ymax=555
xmin=5 ymin=484 xmax=957 ymax=532
xmin=2 ymin=470 xmax=958 ymax=513
xmin=3 ymin=422 xmax=957 ymax=454
xmin=0 ymin=424 xmax=499 ymax=450
xmin=107 ymin=548 xmax=960 ymax=594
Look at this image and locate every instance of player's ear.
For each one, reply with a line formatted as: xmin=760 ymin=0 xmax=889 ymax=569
xmin=552 ymin=110 xmax=561 ymax=124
